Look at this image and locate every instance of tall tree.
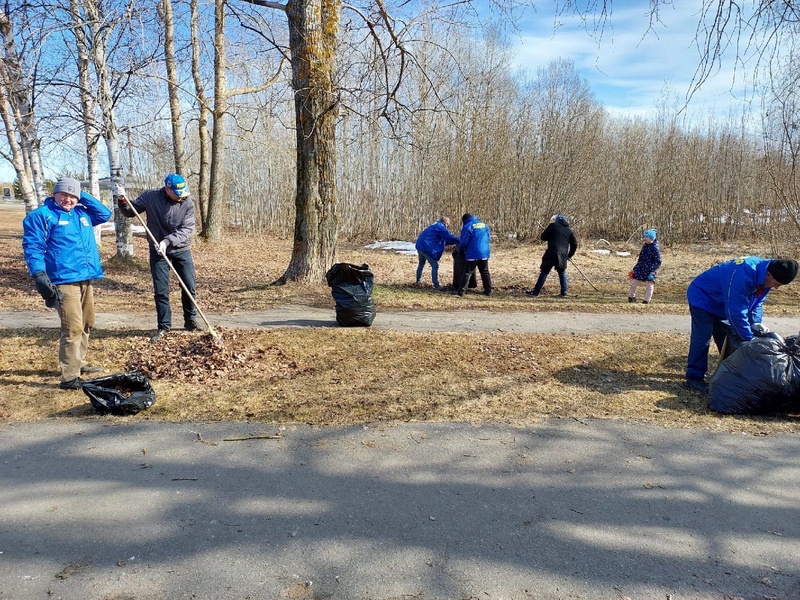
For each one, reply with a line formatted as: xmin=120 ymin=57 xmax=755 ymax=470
xmin=69 ymin=0 xmax=103 ymax=244
xmin=0 ymin=6 xmax=45 ymax=211
xmin=159 ymin=0 xmax=186 ymax=175
xmin=189 ymin=0 xmax=212 ymax=229
xmin=201 ymin=0 xmax=285 ymax=241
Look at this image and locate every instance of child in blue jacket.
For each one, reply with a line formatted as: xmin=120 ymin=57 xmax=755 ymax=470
xmin=628 ymin=229 xmax=662 ymax=304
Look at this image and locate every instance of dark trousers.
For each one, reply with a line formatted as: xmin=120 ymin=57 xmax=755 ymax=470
xmin=686 ymin=305 xmax=740 ymax=381
xmin=150 ymin=247 xmax=197 ymax=330
xmin=459 ymin=259 xmax=492 ymax=294
xmin=533 ymin=264 xmax=567 ymax=296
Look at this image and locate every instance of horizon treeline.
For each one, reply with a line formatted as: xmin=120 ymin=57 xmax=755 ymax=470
xmin=8 ymin=3 xmax=798 ymax=249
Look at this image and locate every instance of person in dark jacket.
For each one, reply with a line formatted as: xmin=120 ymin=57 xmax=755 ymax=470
xmin=415 ymin=217 xmax=459 ymax=289
xmin=527 ymin=215 xmax=578 ymax=297
xmin=684 ymin=256 xmax=798 ymax=394
xmin=454 ymin=214 xmax=492 ymax=296
xmin=114 ymin=174 xmax=199 ymax=342
xmin=628 ymin=228 xmax=662 ymax=304
xmin=22 ymin=177 xmax=113 ymax=389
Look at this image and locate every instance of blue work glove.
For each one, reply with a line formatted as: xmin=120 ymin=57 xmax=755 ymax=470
xmin=32 ymin=271 xmax=61 ymax=309
xmin=646 ymin=273 xmax=655 ymax=281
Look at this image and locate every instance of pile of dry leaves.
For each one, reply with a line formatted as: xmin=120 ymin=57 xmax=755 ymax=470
xmin=125 ymin=328 xmax=302 ymax=384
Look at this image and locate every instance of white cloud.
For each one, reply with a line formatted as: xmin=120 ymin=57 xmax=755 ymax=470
xmin=511 ymin=2 xmax=760 ymax=121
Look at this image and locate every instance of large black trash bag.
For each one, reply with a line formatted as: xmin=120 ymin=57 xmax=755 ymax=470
xmin=326 ymin=263 xmax=376 ymax=327
xmin=82 ymin=372 xmax=156 ymax=416
xmin=709 ymin=335 xmax=800 ymax=415
xmin=452 ymin=249 xmax=477 ymax=289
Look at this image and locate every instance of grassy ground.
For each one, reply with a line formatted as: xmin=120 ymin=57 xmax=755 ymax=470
xmin=1 ymin=204 xmax=799 ymax=432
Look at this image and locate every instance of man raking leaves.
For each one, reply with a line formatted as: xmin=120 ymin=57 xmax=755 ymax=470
xmin=113 ymin=175 xmax=221 ymax=345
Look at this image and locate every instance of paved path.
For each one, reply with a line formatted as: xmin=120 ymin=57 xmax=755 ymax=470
xmin=2 ymin=419 xmax=799 ymax=600
xmin=4 ymin=305 xmax=800 ymax=334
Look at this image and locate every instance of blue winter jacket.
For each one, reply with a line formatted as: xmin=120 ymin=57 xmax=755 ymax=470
xmin=457 ymin=216 xmax=490 ymax=260
xmin=632 ymin=240 xmax=662 ymax=281
xmin=22 ymin=192 xmax=112 ymax=285
xmin=686 ymin=256 xmax=771 ymax=341
xmin=415 ymin=220 xmax=459 ymax=260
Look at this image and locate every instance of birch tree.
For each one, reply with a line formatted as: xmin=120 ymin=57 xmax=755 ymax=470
xmin=0 ymin=6 xmax=45 ymax=211
xmin=69 ymin=0 xmax=103 ymax=243
xmin=68 ymin=0 xmax=158 ymax=258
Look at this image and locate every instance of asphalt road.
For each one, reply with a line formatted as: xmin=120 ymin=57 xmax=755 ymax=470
xmin=3 ymin=308 xmax=800 ymax=599
xmin=2 ymin=420 xmax=800 ymax=600
xmin=3 ymin=305 xmax=800 ymax=335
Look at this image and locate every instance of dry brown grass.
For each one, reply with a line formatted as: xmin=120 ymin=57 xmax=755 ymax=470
xmin=2 ymin=204 xmax=799 ymax=432
xmin=2 ymin=327 xmax=797 ymax=434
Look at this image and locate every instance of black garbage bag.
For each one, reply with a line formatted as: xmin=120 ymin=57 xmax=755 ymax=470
xmin=452 ymin=248 xmax=477 ymax=289
xmin=709 ymin=335 xmax=800 ymax=415
xmin=326 ymin=262 xmax=376 ymax=327
xmin=82 ymin=372 xmax=156 ymax=416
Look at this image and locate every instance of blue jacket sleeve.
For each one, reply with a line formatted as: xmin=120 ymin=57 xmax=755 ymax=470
xmin=21 ymin=210 xmax=50 ymax=275
xmin=724 ymin=265 xmax=756 ymax=340
xmin=78 ymin=191 xmax=113 ymax=226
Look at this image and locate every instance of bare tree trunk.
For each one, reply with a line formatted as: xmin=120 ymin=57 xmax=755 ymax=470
xmin=160 ymin=0 xmax=185 ymax=174
xmin=202 ymin=0 xmax=228 ymax=241
xmin=279 ymin=0 xmax=340 ymax=282
xmin=0 ymin=72 xmax=36 ymax=210
xmin=190 ymin=0 xmax=212 ymax=231
xmin=0 ymin=8 xmax=44 ymax=207
xmin=70 ymin=0 xmax=104 ymax=244
xmin=83 ymin=0 xmax=130 ymax=256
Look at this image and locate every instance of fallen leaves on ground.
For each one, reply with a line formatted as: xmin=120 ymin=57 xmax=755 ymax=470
xmin=124 ymin=328 xmax=303 ymax=385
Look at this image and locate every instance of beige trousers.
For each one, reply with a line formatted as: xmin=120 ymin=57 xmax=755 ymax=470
xmin=57 ymin=281 xmax=95 ymax=382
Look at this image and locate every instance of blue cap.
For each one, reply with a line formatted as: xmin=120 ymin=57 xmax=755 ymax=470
xmin=643 ymin=229 xmax=657 ymax=241
xmin=164 ymin=173 xmax=190 ymax=198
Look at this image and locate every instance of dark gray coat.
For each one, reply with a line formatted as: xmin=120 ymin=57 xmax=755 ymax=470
xmin=121 ymin=188 xmax=195 ymax=254
xmin=540 ymin=218 xmax=577 ymax=271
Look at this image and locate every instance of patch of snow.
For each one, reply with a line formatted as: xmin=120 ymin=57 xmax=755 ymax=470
xmin=366 ymin=240 xmax=417 ymax=255
xmin=588 ymin=249 xmax=611 ymax=255
xmin=100 ymin=222 xmax=146 ymax=236
xmin=615 ymin=251 xmax=631 ymax=257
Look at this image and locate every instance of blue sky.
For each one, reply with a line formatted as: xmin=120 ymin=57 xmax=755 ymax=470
xmin=2 ymin=2 xmax=760 ymax=185
xmin=511 ymin=2 xmax=759 ymax=121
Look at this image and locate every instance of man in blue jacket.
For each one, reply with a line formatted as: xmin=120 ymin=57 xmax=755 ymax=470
xmin=685 ymin=256 xmax=798 ymax=394
xmin=415 ymin=216 xmax=459 ymax=289
xmin=454 ymin=214 xmax=492 ymax=297
xmin=115 ymin=174 xmax=199 ymax=342
xmin=22 ymin=177 xmax=113 ymax=390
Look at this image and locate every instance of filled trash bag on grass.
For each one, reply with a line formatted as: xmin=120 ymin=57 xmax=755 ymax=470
xmin=82 ymin=372 xmax=156 ymax=416
xmin=326 ymin=263 xmax=376 ymax=327
xmin=452 ymin=248 xmax=477 ymax=289
xmin=709 ymin=335 xmax=800 ymax=415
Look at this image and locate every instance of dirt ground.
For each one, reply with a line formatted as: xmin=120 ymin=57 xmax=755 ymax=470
xmin=2 ymin=203 xmax=800 ymax=433
xmin=3 ymin=203 xmax=800 ymax=316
